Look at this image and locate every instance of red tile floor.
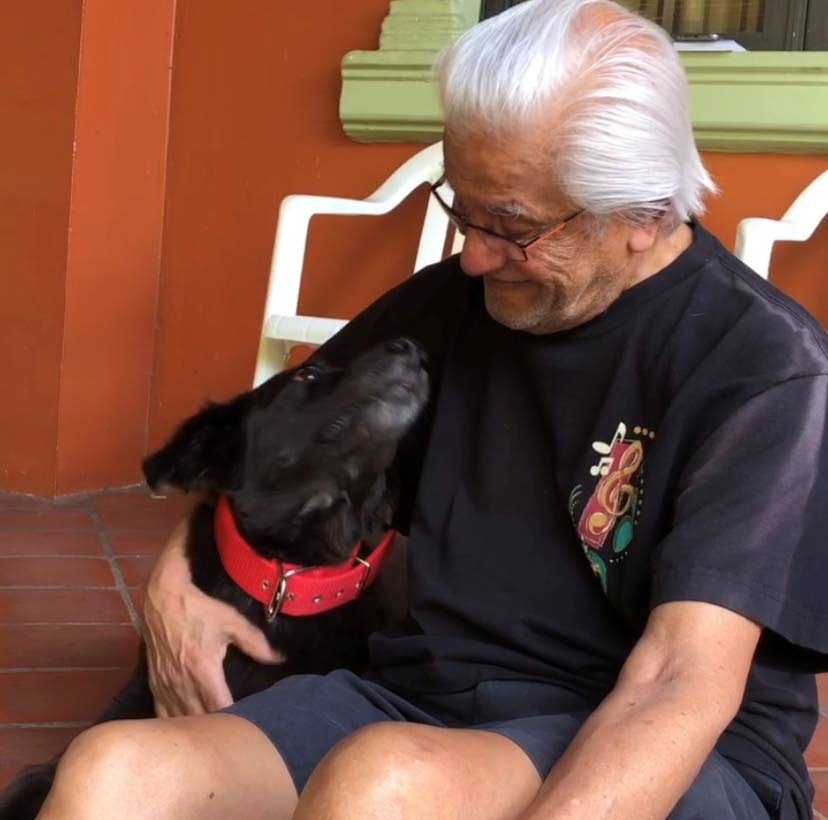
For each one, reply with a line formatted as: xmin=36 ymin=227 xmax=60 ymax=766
xmin=0 ymin=486 xmax=827 ymax=816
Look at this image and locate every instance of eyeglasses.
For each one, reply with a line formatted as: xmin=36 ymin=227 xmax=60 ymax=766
xmin=429 ymin=175 xmax=584 ymax=262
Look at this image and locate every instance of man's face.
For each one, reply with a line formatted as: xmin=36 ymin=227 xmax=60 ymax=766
xmin=443 ymin=129 xmax=647 ymax=335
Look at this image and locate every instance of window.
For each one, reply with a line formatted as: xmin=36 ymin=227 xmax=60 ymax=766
xmin=480 ymin=1 xmax=827 ymax=50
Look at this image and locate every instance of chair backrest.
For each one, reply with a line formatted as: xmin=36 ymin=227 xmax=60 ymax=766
xmin=254 ymin=142 xmax=460 ymax=385
xmin=734 ymin=170 xmax=828 ymax=280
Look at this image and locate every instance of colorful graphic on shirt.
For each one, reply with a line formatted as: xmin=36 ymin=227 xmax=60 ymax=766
xmin=569 ymin=422 xmax=653 ymax=592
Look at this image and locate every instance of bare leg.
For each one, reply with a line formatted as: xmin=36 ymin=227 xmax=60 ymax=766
xmin=38 ymin=713 xmax=296 ymax=820
xmin=294 ymin=723 xmax=543 ymax=820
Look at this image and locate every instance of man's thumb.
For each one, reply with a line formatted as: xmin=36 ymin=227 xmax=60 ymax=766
xmin=229 ymin=617 xmax=284 ymax=664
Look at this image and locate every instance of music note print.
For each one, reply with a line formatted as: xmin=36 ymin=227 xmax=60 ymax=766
xmin=589 ymin=422 xmax=627 ymax=476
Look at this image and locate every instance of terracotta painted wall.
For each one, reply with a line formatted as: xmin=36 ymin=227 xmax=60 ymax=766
xmin=147 ymin=0 xmax=429 ymax=450
xmin=0 ymin=0 xmax=176 ymax=496
xmin=0 ymin=4 xmax=82 ymax=493
xmin=55 ymin=0 xmax=176 ymax=494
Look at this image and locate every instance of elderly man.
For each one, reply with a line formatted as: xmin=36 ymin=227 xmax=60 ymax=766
xmin=40 ymin=1 xmax=827 ymax=818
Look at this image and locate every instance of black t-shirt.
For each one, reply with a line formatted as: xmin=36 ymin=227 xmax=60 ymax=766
xmin=316 ymin=223 xmax=828 ymax=819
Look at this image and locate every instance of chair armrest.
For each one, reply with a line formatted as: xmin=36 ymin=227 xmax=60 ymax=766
xmin=262 ymin=314 xmax=348 ymax=347
xmin=734 ymin=170 xmax=828 ymax=280
xmin=735 ymin=216 xmax=818 ymax=279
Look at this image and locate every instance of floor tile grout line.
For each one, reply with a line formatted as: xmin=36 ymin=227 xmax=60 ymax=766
xmin=0 ymin=585 xmax=121 ymax=590
xmin=84 ymin=502 xmax=143 ymax=633
xmin=0 ymin=721 xmax=92 ymax=729
xmin=0 ymin=556 xmax=157 ymax=561
xmin=0 ymin=667 xmax=133 ymax=673
xmin=0 ymin=555 xmax=115 ymax=559
xmin=0 ymin=529 xmax=98 ymax=534
xmin=0 ymin=527 xmax=169 ymax=534
xmin=0 ymin=621 xmax=133 ymax=626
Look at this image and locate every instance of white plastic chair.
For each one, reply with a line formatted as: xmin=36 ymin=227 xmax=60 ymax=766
xmin=254 ymin=141 xmax=462 ymax=386
xmin=734 ymin=170 xmax=828 ymax=280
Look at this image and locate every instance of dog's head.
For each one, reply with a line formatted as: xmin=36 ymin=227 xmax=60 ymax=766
xmin=143 ymin=337 xmax=428 ymax=565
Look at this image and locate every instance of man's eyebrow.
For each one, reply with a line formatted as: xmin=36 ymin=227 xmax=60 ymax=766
xmin=486 ymin=200 xmax=525 ymax=218
xmin=449 ymin=184 xmax=543 ymax=224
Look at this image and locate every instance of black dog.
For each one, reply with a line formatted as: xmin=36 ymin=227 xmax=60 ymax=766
xmin=0 ymin=337 xmax=428 ymax=819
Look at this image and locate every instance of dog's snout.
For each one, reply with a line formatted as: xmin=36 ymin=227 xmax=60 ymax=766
xmin=387 ymin=337 xmax=427 ymax=363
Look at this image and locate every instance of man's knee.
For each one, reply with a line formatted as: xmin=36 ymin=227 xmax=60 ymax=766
xmin=302 ymin=723 xmax=456 ymax=807
xmin=48 ymin=720 xmax=191 ymax=813
xmin=56 ymin=722 xmax=143 ymax=788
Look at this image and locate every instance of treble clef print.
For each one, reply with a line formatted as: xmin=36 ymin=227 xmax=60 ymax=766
xmin=583 ymin=440 xmax=644 ymax=542
xmin=597 ymin=440 xmax=643 ymax=518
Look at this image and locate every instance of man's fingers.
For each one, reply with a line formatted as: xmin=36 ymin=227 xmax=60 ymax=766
xmin=199 ymin=669 xmax=235 ymax=712
xmin=228 ymin=617 xmax=284 ymax=665
xmin=148 ymin=665 xmax=204 ymax=717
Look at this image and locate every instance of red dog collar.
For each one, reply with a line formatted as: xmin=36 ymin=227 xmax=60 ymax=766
xmin=214 ymin=494 xmax=395 ymax=622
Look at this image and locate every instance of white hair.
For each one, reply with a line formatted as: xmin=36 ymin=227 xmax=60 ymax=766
xmin=434 ymin=0 xmax=717 ymax=226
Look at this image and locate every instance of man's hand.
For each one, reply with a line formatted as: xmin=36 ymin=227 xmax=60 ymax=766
xmin=142 ymin=517 xmax=284 ymax=717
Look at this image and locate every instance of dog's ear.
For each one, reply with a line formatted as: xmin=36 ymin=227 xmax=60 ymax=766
xmin=142 ymin=398 xmax=247 ymax=493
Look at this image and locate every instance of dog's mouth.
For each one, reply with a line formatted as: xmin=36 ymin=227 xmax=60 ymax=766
xmin=335 ymin=338 xmax=429 ymax=436
xmin=366 ymin=367 xmax=428 ymax=428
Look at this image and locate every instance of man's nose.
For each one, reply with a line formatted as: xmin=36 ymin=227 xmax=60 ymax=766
xmin=458 ymin=230 xmax=508 ymax=278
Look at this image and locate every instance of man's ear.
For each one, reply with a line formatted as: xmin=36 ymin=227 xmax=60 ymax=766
xmin=142 ymin=397 xmax=248 ymax=493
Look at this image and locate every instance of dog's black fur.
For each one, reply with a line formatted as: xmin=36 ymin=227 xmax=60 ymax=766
xmin=0 ymin=337 xmax=428 ymax=820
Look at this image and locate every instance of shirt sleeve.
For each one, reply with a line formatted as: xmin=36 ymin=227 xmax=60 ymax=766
xmin=651 ymin=374 xmax=828 ymax=667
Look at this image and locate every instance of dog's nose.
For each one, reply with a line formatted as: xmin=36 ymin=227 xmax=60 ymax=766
xmin=387 ymin=337 xmax=427 ymax=363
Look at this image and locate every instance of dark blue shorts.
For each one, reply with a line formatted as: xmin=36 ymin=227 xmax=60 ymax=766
xmin=223 ymin=669 xmax=770 ymax=818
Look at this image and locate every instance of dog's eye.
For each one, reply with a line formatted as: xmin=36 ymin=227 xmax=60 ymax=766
xmin=294 ymin=366 xmax=321 ymax=382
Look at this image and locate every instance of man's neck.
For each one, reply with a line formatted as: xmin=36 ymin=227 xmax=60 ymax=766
xmin=625 ymin=222 xmax=695 ymax=290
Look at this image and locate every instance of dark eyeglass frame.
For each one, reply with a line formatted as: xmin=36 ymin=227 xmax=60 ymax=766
xmin=429 ymin=175 xmax=584 ymax=261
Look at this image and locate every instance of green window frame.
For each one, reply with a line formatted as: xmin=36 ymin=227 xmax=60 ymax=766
xmin=481 ymin=1 xmax=826 ymax=51
xmin=339 ymin=0 xmax=828 ymax=152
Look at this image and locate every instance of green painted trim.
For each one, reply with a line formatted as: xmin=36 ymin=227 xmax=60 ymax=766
xmin=341 ymin=15 xmax=828 ymax=153
xmin=340 ymin=0 xmax=480 ymax=142
xmin=682 ymin=53 xmax=828 ymax=152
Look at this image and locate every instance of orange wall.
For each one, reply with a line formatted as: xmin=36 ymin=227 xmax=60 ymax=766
xmin=0 ymin=4 xmax=82 ymax=494
xmin=55 ymin=0 xmax=176 ymax=494
xmin=147 ymin=0 xmax=428 ymax=449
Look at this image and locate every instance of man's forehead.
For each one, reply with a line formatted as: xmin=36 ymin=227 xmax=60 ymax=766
xmin=443 ymin=127 xmax=563 ymax=205
xmin=444 ymin=146 xmax=563 ymax=221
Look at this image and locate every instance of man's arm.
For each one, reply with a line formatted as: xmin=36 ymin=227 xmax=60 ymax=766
xmin=143 ymin=516 xmax=283 ymax=716
xmin=519 ymin=600 xmax=761 ymax=820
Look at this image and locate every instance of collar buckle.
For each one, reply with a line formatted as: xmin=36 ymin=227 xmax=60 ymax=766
xmin=264 ymin=565 xmax=310 ymax=623
xmin=354 ymin=555 xmax=371 ymax=591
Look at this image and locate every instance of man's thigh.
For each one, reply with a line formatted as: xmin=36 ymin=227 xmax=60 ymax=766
xmin=222 ymin=668 xmax=448 ymax=792
xmin=670 ymin=752 xmax=770 ymax=820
